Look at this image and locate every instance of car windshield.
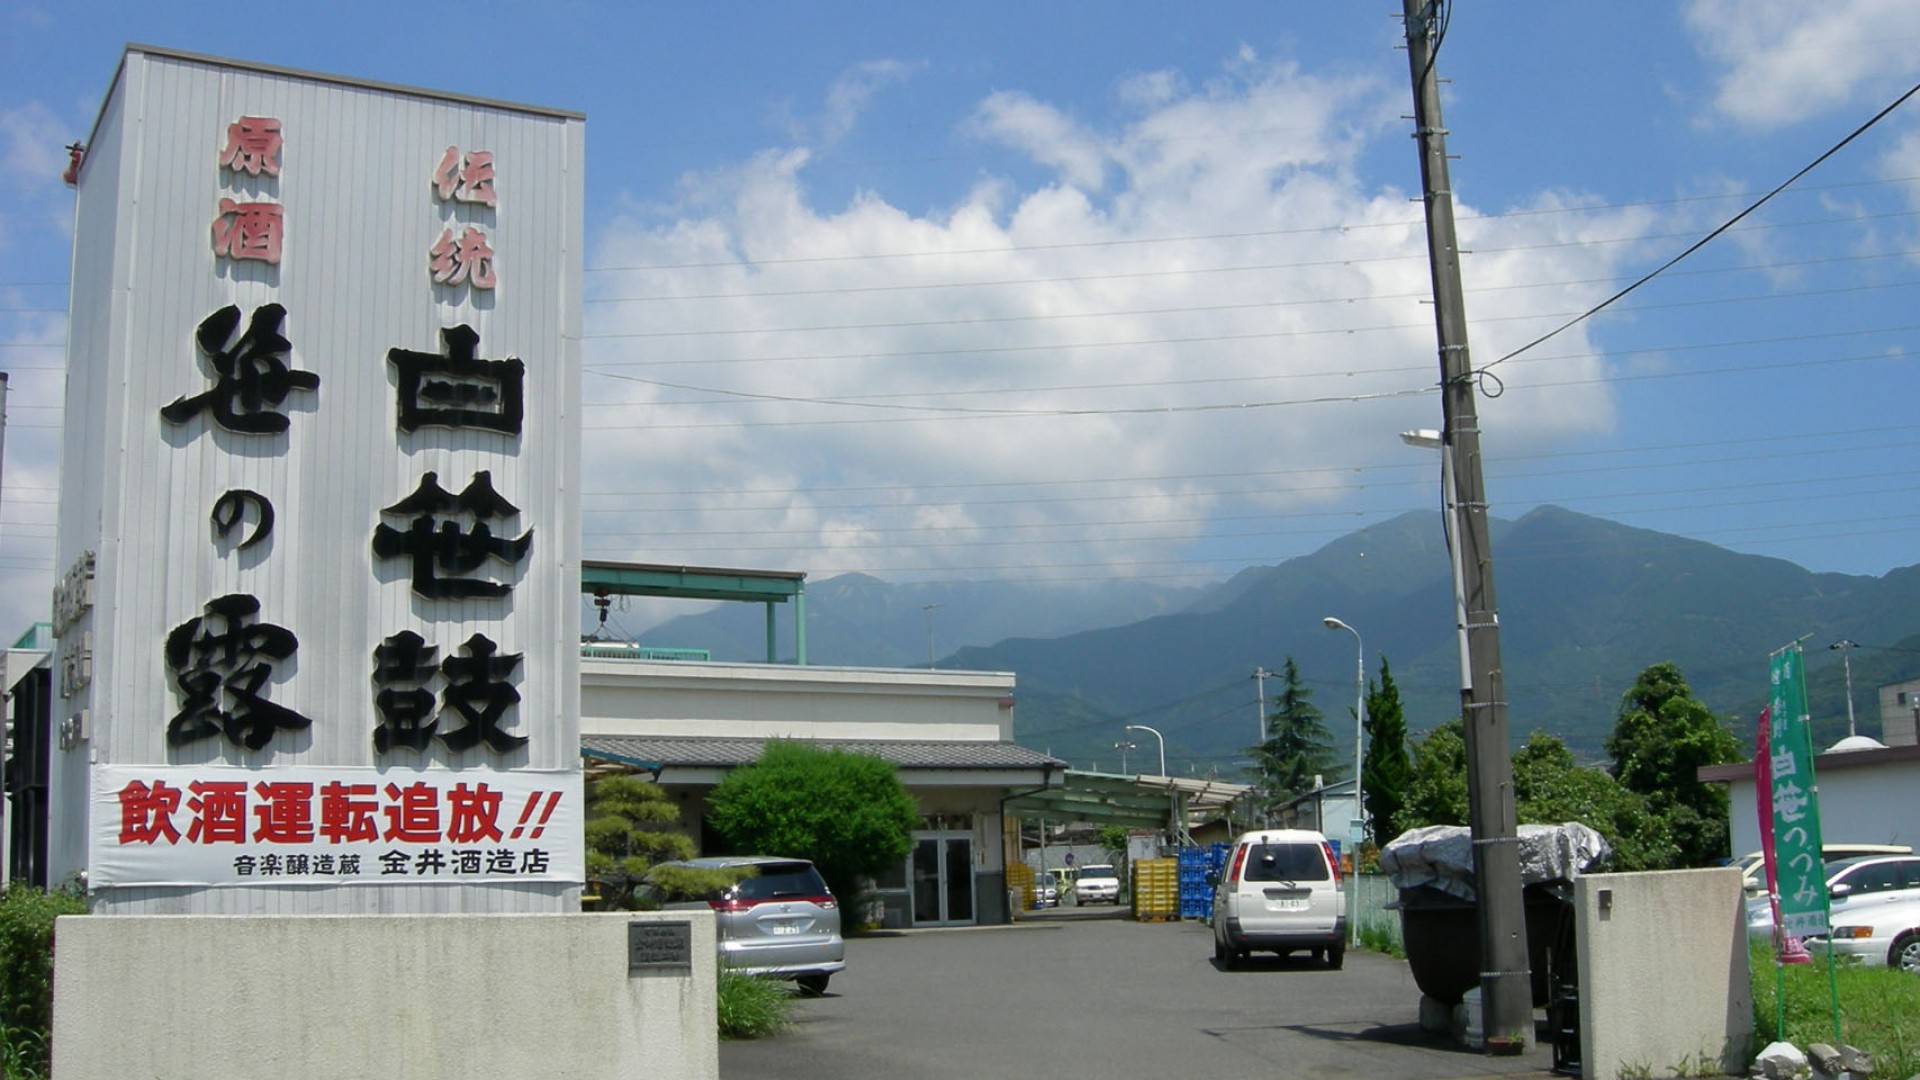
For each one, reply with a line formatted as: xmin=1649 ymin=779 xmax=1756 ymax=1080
xmin=1244 ymin=842 xmax=1329 ymax=883
xmin=734 ymin=862 xmax=831 ymax=900
xmin=1081 ymin=865 xmax=1116 ymax=880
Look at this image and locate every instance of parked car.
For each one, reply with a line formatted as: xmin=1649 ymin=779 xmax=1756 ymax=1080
xmin=1734 ymin=843 xmax=1911 ymax=897
xmin=1210 ymin=829 xmax=1346 ymax=970
xmin=1816 ymin=894 xmax=1920 ymax=973
xmin=1032 ymin=876 xmax=1059 ymax=907
xmin=1075 ymin=864 xmax=1121 ymax=905
xmin=1746 ymin=855 xmax=1920 ymax=941
xmin=640 ymin=855 xmax=846 ymax=994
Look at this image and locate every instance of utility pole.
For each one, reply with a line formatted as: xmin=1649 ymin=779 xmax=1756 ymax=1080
xmin=1252 ymin=667 xmax=1272 ymax=745
xmin=1400 ymin=0 xmax=1531 ymax=1050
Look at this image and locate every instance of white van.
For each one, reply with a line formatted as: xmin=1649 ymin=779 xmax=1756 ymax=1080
xmin=1210 ymin=829 xmax=1346 ymax=970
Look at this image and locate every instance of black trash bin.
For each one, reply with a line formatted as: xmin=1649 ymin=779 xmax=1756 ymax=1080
xmin=1395 ymin=882 xmax=1573 ymax=1007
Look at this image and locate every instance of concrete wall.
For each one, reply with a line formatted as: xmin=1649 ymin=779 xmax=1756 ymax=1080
xmin=580 ymin=659 xmax=1015 ymax=742
xmin=1576 ymin=869 xmax=1750 ymax=1080
xmin=53 ymin=911 xmax=717 ymax=1080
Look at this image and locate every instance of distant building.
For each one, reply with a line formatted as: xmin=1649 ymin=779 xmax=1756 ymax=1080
xmin=1877 ymin=677 xmax=1920 ymax=747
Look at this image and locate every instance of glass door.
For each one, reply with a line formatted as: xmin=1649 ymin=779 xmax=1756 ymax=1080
xmin=909 ymin=833 xmax=975 ymax=925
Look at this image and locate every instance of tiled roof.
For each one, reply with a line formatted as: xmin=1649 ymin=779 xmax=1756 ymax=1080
xmin=580 ymin=735 xmax=1063 ymax=771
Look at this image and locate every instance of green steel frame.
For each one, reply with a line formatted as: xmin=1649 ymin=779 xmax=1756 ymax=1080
xmin=580 ymin=560 xmax=806 ymax=664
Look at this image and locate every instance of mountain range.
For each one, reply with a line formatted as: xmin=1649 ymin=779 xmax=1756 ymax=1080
xmin=629 ymin=506 xmax=1920 ymax=775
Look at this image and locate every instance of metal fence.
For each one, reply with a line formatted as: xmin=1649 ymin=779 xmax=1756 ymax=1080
xmin=1351 ymin=873 xmax=1402 ymax=950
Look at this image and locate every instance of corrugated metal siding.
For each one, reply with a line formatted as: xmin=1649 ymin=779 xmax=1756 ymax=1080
xmin=53 ymin=49 xmax=582 ymax=913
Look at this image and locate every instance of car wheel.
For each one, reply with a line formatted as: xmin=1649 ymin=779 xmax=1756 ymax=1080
xmin=1214 ymin=936 xmax=1227 ymax=964
xmin=1892 ymin=933 xmax=1920 ymax=975
xmin=1223 ymin=943 xmax=1243 ymax=971
xmin=1310 ymin=947 xmax=1325 ymax=965
xmin=1326 ymin=940 xmax=1345 ymax=971
xmin=795 ymin=974 xmax=831 ymax=996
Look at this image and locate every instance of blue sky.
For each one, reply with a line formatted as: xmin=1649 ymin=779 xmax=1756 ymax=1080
xmin=2 ymin=3 xmax=1917 ymax=640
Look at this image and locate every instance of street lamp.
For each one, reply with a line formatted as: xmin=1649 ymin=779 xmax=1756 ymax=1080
xmin=921 ymin=604 xmax=942 ymax=670
xmin=1830 ymin=639 xmax=1859 ymax=738
xmin=1113 ymin=740 xmax=1136 ymax=773
xmin=1401 ymin=429 xmax=1472 ymax=695
xmin=1124 ymin=724 xmax=1166 ymax=777
xmin=1322 ymin=616 xmax=1366 ymax=947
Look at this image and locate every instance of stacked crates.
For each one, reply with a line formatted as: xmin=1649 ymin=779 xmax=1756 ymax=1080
xmin=1007 ymin=862 xmax=1037 ymax=911
xmin=1131 ymin=858 xmax=1178 ymax=921
xmin=1176 ymin=843 xmax=1232 ymax=920
xmin=1177 ymin=847 xmax=1211 ymax=919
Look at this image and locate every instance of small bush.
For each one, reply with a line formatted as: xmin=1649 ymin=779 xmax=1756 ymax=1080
xmin=0 ymin=884 xmax=86 ymax=1079
xmin=1356 ymin=917 xmax=1405 ymax=959
xmin=715 ymin=969 xmax=791 ymax=1040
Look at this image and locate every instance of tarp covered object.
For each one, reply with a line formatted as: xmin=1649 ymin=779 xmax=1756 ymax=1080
xmin=1378 ymin=822 xmax=1611 ymax=901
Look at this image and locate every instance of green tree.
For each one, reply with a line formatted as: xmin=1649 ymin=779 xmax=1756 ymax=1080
xmin=1511 ymin=731 xmax=1679 ymax=871
xmin=1250 ymin=657 xmax=1341 ymax=810
xmin=1393 ymin=717 xmax=1468 ymax=834
xmin=1361 ymin=656 xmax=1413 ymax=849
xmin=706 ymin=740 xmax=918 ymax=911
xmin=1605 ymin=662 xmax=1743 ymax=867
xmin=583 ymin=774 xmax=700 ymax=909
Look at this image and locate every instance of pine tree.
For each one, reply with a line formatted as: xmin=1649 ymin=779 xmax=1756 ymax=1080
xmin=1249 ymin=657 xmax=1341 ymax=812
xmin=1361 ymin=656 xmax=1413 ymax=849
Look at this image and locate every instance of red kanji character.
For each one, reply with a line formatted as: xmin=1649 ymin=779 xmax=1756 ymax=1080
xmin=318 ymin=781 xmax=381 ymax=844
xmin=428 ymin=226 xmax=497 ymax=290
xmin=212 ymin=198 xmax=284 ymax=265
xmin=251 ymin=781 xmax=316 ymax=843
xmin=219 ymin=116 xmax=282 ymax=177
xmin=117 ymin=780 xmax=183 ymax=844
xmin=432 ymin=146 xmax=496 ymax=206
xmin=186 ymin=780 xmax=249 ymax=844
xmin=445 ymin=782 xmax=505 ymax=843
xmin=382 ymin=780 xmax=442 ymax=843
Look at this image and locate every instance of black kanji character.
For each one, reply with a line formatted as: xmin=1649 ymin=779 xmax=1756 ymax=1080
xmin=372 ymin=631 xmax=439 ymax=754
xmin=161 ymin=304 xmax=319 ymax=434
xmin=438 ymin=634 xmax=526 ymax=754
xmin=165 ymin=593 xmax=311 ymax=750
xmin=370 ymin=471 xmax=532 ymax=599
xmin=388 ymin=324 xmax=524 ymax=436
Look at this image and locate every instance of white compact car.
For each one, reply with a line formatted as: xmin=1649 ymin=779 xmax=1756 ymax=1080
xmin=1210 ymin=829 xmax=1346 ymax=969
xmin=1819 ymin=894 xmax=1920 ymax=973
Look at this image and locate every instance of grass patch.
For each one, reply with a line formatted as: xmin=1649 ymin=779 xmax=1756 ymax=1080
xmin=715 ymin=969 xmax=792 ymax=1040
xmin=1356 ymin=917 xmax=1405 ymax=959
xmin=1749 ymin=943 xmax=1920 ymax=1077
xmin=2 ymin=1025 xmax=49 ymax=1080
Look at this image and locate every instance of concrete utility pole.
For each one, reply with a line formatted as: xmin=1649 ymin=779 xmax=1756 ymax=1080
xmin=1252 ymin=667 xmax=1272 ymax=744
xmin=1400 ymin=0 xmax=1531 ymax=1050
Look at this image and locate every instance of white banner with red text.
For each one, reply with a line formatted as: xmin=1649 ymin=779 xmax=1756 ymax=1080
xmin=89 ymin=764 xmax=583 ymax=887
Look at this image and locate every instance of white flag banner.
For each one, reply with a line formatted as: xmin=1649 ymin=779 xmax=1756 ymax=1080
xmin=89 ymin=764 xmax=582 ymax=888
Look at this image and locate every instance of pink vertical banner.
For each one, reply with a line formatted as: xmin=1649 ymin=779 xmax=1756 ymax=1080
xmin=1755 ymin=706 xmax=1809 ymax=964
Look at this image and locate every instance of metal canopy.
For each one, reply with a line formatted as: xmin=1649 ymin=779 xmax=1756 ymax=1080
xmin=1003 ymin=771 xmax=1251 ymax=833
xmin=581 ymin=560 xmax=806 ymax=664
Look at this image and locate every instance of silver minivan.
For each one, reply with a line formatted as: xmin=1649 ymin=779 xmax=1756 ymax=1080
xmin=643 ymin=855 xmax=847 ymax=994
xmin=1210 ymin=829 xmax=1346 ymax=969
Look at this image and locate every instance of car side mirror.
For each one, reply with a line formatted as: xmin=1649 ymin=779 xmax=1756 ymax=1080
xmin=1205 ymin=871 xmax=1219 ymax=888
xmin=1829 ymin=882 xmax=1854 ymax=899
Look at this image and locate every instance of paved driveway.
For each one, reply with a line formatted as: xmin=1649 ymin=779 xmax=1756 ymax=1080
xmin=722 ymin=909 xmax=1562 ymax=1080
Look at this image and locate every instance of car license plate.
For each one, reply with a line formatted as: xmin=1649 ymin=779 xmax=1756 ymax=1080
xmin=769 ymin=921 xmax=802 ymax=935
xmin=1271 ymin=898 xmax=1308 ymax=911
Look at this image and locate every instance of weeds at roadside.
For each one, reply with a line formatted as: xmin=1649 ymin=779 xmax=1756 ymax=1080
xmin=2 ymin=1024 xmax=48 ymax=1080
xmin=715 ymin=969 xmax=791 ymax=1040
xmin=1356 ymin=918 xmax=1404 ymax=960
xmin=1749 ymin=943 xmax=1920 ymax=1079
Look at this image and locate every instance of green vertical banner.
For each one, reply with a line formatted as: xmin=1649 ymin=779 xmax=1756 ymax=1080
xmin=1766 ymin=644 xmax=1828 ymax=943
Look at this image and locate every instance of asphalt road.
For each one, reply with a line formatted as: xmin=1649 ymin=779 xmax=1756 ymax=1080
xmin=722 ymin=907 xmax=1564 ymax=1080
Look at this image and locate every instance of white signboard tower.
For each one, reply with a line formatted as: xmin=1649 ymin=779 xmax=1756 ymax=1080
xmin=49 ymin=46 xmax=584 ymax=914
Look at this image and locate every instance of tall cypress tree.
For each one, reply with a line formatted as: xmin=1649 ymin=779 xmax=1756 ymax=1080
xmin=1361 ymin=656 xmax=1413 ymax=849
xmin=1249 ymin=656 xmax=1341 ymax=811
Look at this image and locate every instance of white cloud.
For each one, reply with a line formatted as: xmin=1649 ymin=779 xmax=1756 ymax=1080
xmin=579 ymin=50 xmax=1652 ymax=584
xmin=0 ymin=102 xmax=68 ymax=192
xmin=1684 ymin=0 xmax=1918 ymax=127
